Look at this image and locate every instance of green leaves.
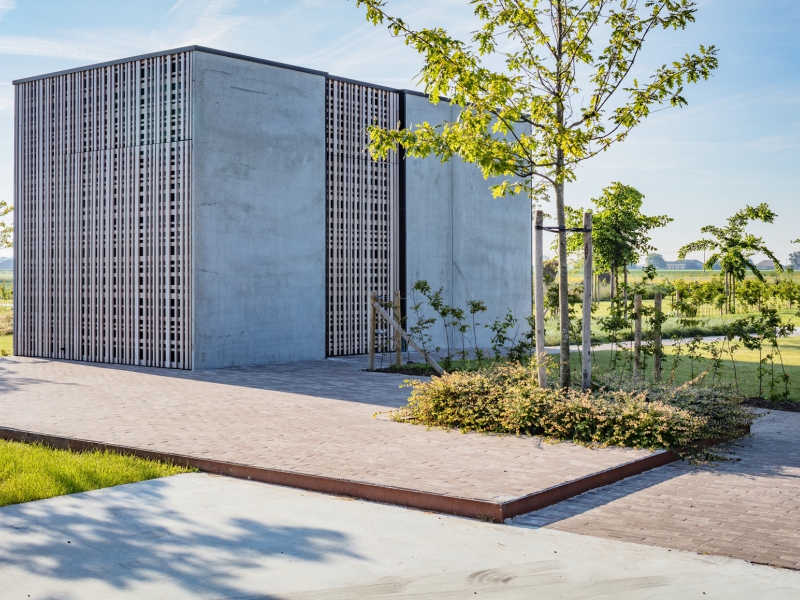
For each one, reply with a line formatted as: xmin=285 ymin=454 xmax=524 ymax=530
xmin=354 ymin=0 xmax=718 ymax=199
xmin=0 ymin=200 xmax=12 ymax=249
xmin=564 ymin=183 xmax=672 ymax=270
xmin=678 ymin=204 xmax=783 ymax=283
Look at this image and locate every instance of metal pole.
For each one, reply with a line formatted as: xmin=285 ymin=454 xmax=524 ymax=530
xmin=654 ymin=291 xmax=663 ymax=382
xmin=634 ymin=293 xmax=642 ymax=379
xmin=582 ymin=212 xmax=592 ymax=391
xmin=534 ymin=210 xmax=547 ymax=387
xmin=368 ymin=291 xmax=377 ymax=371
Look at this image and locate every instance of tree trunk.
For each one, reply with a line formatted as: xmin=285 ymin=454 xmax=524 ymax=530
xmin=623 ymin=265 xmax=629 ymax=319
xmin=552 ymin=4 xmax=570 ymax=389
xmin=610 ymin=262 xmax=616 ymax=303
xmin=555 ymin=174 xmax=571 ymax=389
xmin=724 ymin=271 xmax=729 ymax=314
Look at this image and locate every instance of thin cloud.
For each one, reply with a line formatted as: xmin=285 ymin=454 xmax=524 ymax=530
xmin=158 ymin=0 xmax=246 ymax=46
xmin=0 ymin=32 xmax=148 ymax=61
xmin=0 ymin=0 xmax=15 ymax=21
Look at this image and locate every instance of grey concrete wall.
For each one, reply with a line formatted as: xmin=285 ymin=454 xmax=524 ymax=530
xmin=404 ymin=94 xmax=532 ymax=352
xmin=191 ymin=51 xmax=327 ymax=368
xmin=403 ymin=95 xmax=454 ymax=351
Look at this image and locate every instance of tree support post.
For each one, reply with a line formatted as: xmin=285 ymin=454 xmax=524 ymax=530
xmin=582 ymin=212 xmax=593 ymax=391
xmin=634 ymin=293 xmax=643 ymax=379
xmin=534 ymin=210 xmax=547 ymax=388
xmin=393 ymin=289 xmax=402 ymax=367
xmin=368 ymin=292 xmax=377 ymax=371
xmin=654 ymin=291 xmax=663 ymax=382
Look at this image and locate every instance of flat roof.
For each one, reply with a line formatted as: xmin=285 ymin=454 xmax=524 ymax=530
xmin=11 ymin=45 xmax=426 ymax=96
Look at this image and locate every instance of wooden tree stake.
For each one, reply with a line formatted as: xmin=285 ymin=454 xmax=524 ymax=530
xmin=534 ymin=210 xmax=547 ymax=388
xmin=368 ymin=292 xmax=377 ymax=371
xmin=633 ymin=293 xmax=642 ymax=379
xmin=582 ymin=212 xmax=593 ymax=391
xmin=394 ymin=289 xmax=402 ymax=366
xmin=654 ymin=291 xmax=663 ymax=382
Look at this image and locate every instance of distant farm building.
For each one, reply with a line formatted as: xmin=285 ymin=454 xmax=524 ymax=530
xmin=755 ymin=259 xmax=782 ymax=270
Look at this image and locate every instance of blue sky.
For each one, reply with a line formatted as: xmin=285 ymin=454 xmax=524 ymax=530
xmin=0 ymin=0 xmax=798 ymax=262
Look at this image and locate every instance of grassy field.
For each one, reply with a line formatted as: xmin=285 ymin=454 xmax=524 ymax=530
xmin=567 ymin=268 xmax=800 ymax=286
xmin=0 ymin=302 xmax=11 ymax=355
xmin=0 ymin=440 xmax=193 ymax=507
xmin=389 ymin=336 xmax=800 ymax=401
xmin=577 ymin=336 xmax=800 ymax=401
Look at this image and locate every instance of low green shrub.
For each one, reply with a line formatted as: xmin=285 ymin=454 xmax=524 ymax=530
xmin=390 ymin=363 xmax=755 ymax=456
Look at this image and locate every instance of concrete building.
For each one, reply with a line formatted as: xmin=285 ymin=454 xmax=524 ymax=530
xmin=13 ymin=46 xmax=531 ymax=370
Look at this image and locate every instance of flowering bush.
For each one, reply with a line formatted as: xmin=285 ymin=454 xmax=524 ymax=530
xmin=390 ymin=363 xmax=755 ymax=455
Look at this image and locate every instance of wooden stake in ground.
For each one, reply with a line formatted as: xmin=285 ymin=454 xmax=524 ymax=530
xmin=654 ymin=292 xmax=663 ymax=382
xmin=534 ymin=210 xmax=547 ymax=388
xmin=393 ymin=289 xmax=402 ymax=367
xmin=634 ymin=293 xmax=642 ymax=379
xmin=582 ymin=212 xmax=593 ymax=391
xmin=368 ymin=292 xmax=377 ymax=371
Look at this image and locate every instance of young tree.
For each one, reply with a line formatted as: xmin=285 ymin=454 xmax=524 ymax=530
xmin=356 ymin=0 xmax=717 ymax=387
xmin=678 ymin=203 xmax=781 ymax=313
xmin=565 ymin=183 xmax=671 ymax=302
xmin=0 ymin=201 xmax=11 ymax=248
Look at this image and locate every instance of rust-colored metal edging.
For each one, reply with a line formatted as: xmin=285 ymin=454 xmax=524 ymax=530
xmin=0 ymin=427 xmax=503 ymax=521
xmin=0 ymin=425 xmax=749 ymax=523
xmin=499 ymin=450 xmax=678 ymax=521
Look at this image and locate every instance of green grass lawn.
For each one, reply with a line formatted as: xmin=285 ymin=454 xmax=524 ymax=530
xmin=0 ymin=303 xmax=11 ymax=355
xmin=390 ymin=337 xmax=800 ymax=402
xmin=578 ymin=336 xmax=800 ymax=401
xmin=0 ymin=440 xmax=194 ymax=507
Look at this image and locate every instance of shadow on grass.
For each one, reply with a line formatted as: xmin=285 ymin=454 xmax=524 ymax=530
xmin=0 ymin=475 xmax=361 ymax=598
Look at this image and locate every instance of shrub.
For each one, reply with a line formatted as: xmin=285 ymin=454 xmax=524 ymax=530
xmin=390 ymin=363 xmax=755 ymax=456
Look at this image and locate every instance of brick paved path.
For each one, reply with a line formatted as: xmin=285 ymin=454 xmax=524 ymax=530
xmin=512 ymin=410 xmax=800 ymax=570
xmin=0 ymin=356 xmax=650 ymax=503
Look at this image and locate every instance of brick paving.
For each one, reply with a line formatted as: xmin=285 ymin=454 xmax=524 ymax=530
xmin=3 ymin=356 xmax=798 ymax=570
xmin=512 ymin=410 xmax=800 ymax=570
xmin=0 ymin=355 xmax=651 ymax=503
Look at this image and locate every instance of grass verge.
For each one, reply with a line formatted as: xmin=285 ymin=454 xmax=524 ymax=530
xmin=0 ymin=440 xmax=194 ymax=507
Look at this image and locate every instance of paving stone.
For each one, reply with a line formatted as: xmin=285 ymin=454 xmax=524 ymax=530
xmin=512 ymin=410 xmax=800 ymax=569
xmin=0 ymin=355 xmax=651 ymax=503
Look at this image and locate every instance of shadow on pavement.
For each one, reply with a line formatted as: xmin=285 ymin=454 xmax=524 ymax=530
xmin=0 ymin=476 xmax=361 ymax=598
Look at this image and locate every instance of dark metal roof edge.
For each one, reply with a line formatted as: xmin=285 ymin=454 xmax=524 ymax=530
xmin=12 ymin=45 xmax=329 ymax=85
xmin=10 ymin=45 xmax=441 ymax=102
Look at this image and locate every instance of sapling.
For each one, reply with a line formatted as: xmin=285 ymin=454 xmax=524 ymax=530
xmin=467 ymin=300 xmax=487 ymax=365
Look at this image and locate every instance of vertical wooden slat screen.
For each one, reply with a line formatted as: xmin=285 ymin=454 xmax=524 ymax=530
xmin=14 ymin=51 xmax=193 ymax=369
xmin=325 ymin=79 xmax=399 ymax=357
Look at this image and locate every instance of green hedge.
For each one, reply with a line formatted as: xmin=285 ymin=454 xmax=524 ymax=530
xmin=390 ymin=364 xmax=755 ymax=456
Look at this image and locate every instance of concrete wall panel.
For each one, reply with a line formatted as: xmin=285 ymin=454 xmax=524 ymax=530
xmin=403 ymin=95 xmax=532 ymax=353
xmin=403 ymin=95 xmax=454 ymax=351
xmin=191 ymin=52 xmax=327 ymax=368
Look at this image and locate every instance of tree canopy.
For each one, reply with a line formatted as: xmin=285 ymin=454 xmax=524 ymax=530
xmin=355 ymin=0 xmax=717 ymax=388
xmin=678 ymin=203 xmax=781 ymax=312
xmin=565 ymin=183 xmax=672 ymax=276
xmin=645 ymin=253 xmax=667 ymax=269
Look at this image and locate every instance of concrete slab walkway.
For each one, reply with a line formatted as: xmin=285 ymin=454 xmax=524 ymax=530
xmin=2 ymin=473 xmax=798 ymax=599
